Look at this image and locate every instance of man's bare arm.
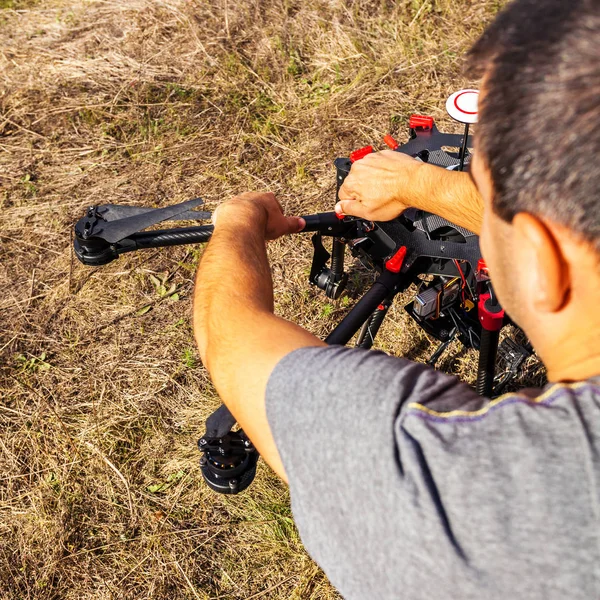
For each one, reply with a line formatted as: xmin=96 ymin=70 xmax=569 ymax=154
xmin=336 ymin=150 xmax=483 ymax=235
xmin=193 ymin=193 xmax=325 ymax=481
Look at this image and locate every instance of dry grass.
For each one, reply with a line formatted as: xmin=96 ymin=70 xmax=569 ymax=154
xmin=0 ymin=1 xmax=513 ymax=597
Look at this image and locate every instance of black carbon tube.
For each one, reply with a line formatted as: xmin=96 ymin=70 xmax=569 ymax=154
xmin=301 ymin=212 xmax=343 ymax=233
xmin=131 ymin=225 xmax=214 ymax=249
xmin=356 ymin=302 xmax=390 ymax=349
xmin=326 ymin=270 xmax=399 ymax=346
xmin=476 ymin=328 xmax=500 ymax=397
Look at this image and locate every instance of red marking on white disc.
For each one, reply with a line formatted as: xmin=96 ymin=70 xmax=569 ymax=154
xmin=446 ymin=89 xmax=479 ymax=124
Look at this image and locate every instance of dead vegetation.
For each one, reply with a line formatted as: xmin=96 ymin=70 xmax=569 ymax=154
xmin=0 ymin=1 xmax=510 ymax=597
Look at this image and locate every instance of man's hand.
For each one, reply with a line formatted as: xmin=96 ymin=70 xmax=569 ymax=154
xmin=337 ymin=149 xmax=484 ymax=234
xmin=213 ymin=192 xmax=305 ymax=240
xmin=336 ymin=150 xmax=423 ymax=221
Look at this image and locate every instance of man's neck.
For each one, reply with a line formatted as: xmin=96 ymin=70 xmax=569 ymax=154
xmin=537 ymin=325 xmax=600 ymax=383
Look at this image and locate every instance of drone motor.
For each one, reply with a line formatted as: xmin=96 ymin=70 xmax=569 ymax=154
xmin=198 ymin=430 xmax=259 ymax=495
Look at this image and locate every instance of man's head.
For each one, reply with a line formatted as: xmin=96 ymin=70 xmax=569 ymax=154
xmin=467 ymin=0 xmax=600 ymax=379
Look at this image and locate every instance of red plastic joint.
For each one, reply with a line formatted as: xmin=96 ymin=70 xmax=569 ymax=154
xmin=385 ymin=246 xmax=407 ymax=273
xmin=478 ymin=292 xmax=505 ymax=332
xmin=383 ymin=134 xmax=399 ymax=150
xmin=409 ymin=115 xmax=434 ymax=131
xmin=335 ymin=211 xmax=345 ymax=220
xmin=477 ymin=258 xmax=488 ymax=275
xmin=349 ymin=145 xmax=374 ymax=163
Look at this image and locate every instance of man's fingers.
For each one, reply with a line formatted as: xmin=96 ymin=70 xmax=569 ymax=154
xmin=286 ymin=216 xmax=305 ymax=233
xmin=265 ymin=216 xmax=304 ymax=240
xmin=335 ymin=199 xmax=366 ymax=219
xmin=337 ymin=182 xmax=355 ymax=201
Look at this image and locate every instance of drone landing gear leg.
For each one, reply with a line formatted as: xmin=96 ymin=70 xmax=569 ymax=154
xmin=325 ymin=269 xmax=404 ymax=346
xmin=355 ymin=296 xmax=394 ymax=349
xmin=476 ymin=290 xmax=505 ymax=397
xmin=427 ymin=327 xmax=458 ymax=367
xmin=476 ymin=328 xmax=500 ymax=397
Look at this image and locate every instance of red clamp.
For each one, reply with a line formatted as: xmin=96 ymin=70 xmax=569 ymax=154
xmin=477 ymin=258 xmax=489 ymax=278
xmin=478 ymin=293 xmax=505 ymax=332
xmin=409 ymin=115 xmax=434 ymax=131
xmin=385 ymin=246 xmax=407 ymax=273
xmin=383 ymin=134 xmax=399 ymax=150
xmin=349 ymin=145 xmax=373 ymax=163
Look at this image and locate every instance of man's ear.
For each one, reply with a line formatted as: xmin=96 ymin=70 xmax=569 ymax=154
xmin=512 ymin=213 xmax=570 ymax=313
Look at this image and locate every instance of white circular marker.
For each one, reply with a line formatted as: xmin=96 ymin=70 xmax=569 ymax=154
xmin=446 ymin=89 xmax=479 ymax=125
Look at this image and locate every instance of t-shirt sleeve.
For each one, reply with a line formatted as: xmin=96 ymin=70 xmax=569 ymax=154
xmin=266 ymin=346 xmax=600 ymax=600
xmin=265 ymin=344 xmax=481 ymax=597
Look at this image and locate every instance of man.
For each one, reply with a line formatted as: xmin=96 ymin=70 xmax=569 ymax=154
xmin=193 ymin=0 xmax=600 ymax=597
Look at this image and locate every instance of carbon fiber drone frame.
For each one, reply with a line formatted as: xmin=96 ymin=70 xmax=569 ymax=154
xmin=73 ymin=117 xmax=531 ymax=495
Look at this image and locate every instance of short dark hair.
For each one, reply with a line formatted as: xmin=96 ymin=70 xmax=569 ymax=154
xmin=467 ymin=0 xmax=599 ymax=253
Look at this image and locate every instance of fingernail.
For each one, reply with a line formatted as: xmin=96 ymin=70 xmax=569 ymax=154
xmin=335 ymin=203 xmax=342 ymax=214
xmin=298 ymin=217 xmax=306 ymax=231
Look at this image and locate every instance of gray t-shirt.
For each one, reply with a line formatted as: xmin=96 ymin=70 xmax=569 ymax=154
xmin=266 ymin=345 xmax=600 ymax=600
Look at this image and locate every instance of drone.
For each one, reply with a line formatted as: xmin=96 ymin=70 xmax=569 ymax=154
xmin=73 ymin=90 xmax=534 ymax=495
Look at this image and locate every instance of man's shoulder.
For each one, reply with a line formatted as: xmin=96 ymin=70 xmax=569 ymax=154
xmin=401 ymin=378 xmax=600 ymax=428
xmin=396 ymin=378 xmax=600 ymax=491
xmin=269 ymin=343 xmax=471 ymax=401
xmin=271 ymin=344 xmax=600 ymax=441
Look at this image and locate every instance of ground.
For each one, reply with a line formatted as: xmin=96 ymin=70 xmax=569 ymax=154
xmin=1 ymin=1 xmax=510 ymax=598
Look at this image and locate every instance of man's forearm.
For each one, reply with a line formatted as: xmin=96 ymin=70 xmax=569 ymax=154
xmin=337 ymin=150 xmax=484 ymax=234
xmin=192 ymin=198 xmax=324 ymax=478
xmin=193 ymin=209 xmax=273 ymax=373
xmin=413 ymin=164 xmax=483 ymax=235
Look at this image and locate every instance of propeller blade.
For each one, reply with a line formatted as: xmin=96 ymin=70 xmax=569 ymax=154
xmin=205 ymin=404 xmax=237 ymax=439
xmin=97 ymin=203 xmax=211 ymax=223
xmin=96 ymin=198 xmax=208 ymax=243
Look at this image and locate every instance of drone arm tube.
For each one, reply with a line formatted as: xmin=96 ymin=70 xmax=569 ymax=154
xmin=131 ymin=225 xmax=214 ymax=249
xmin=193 ymin=204 xmax=325 ymax=482
xmin=325 ymin=270 xmax=400 ymax=346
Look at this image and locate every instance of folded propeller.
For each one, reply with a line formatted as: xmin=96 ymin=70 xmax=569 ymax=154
xmin=76 ymin=197 xmax=211 ymax=243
